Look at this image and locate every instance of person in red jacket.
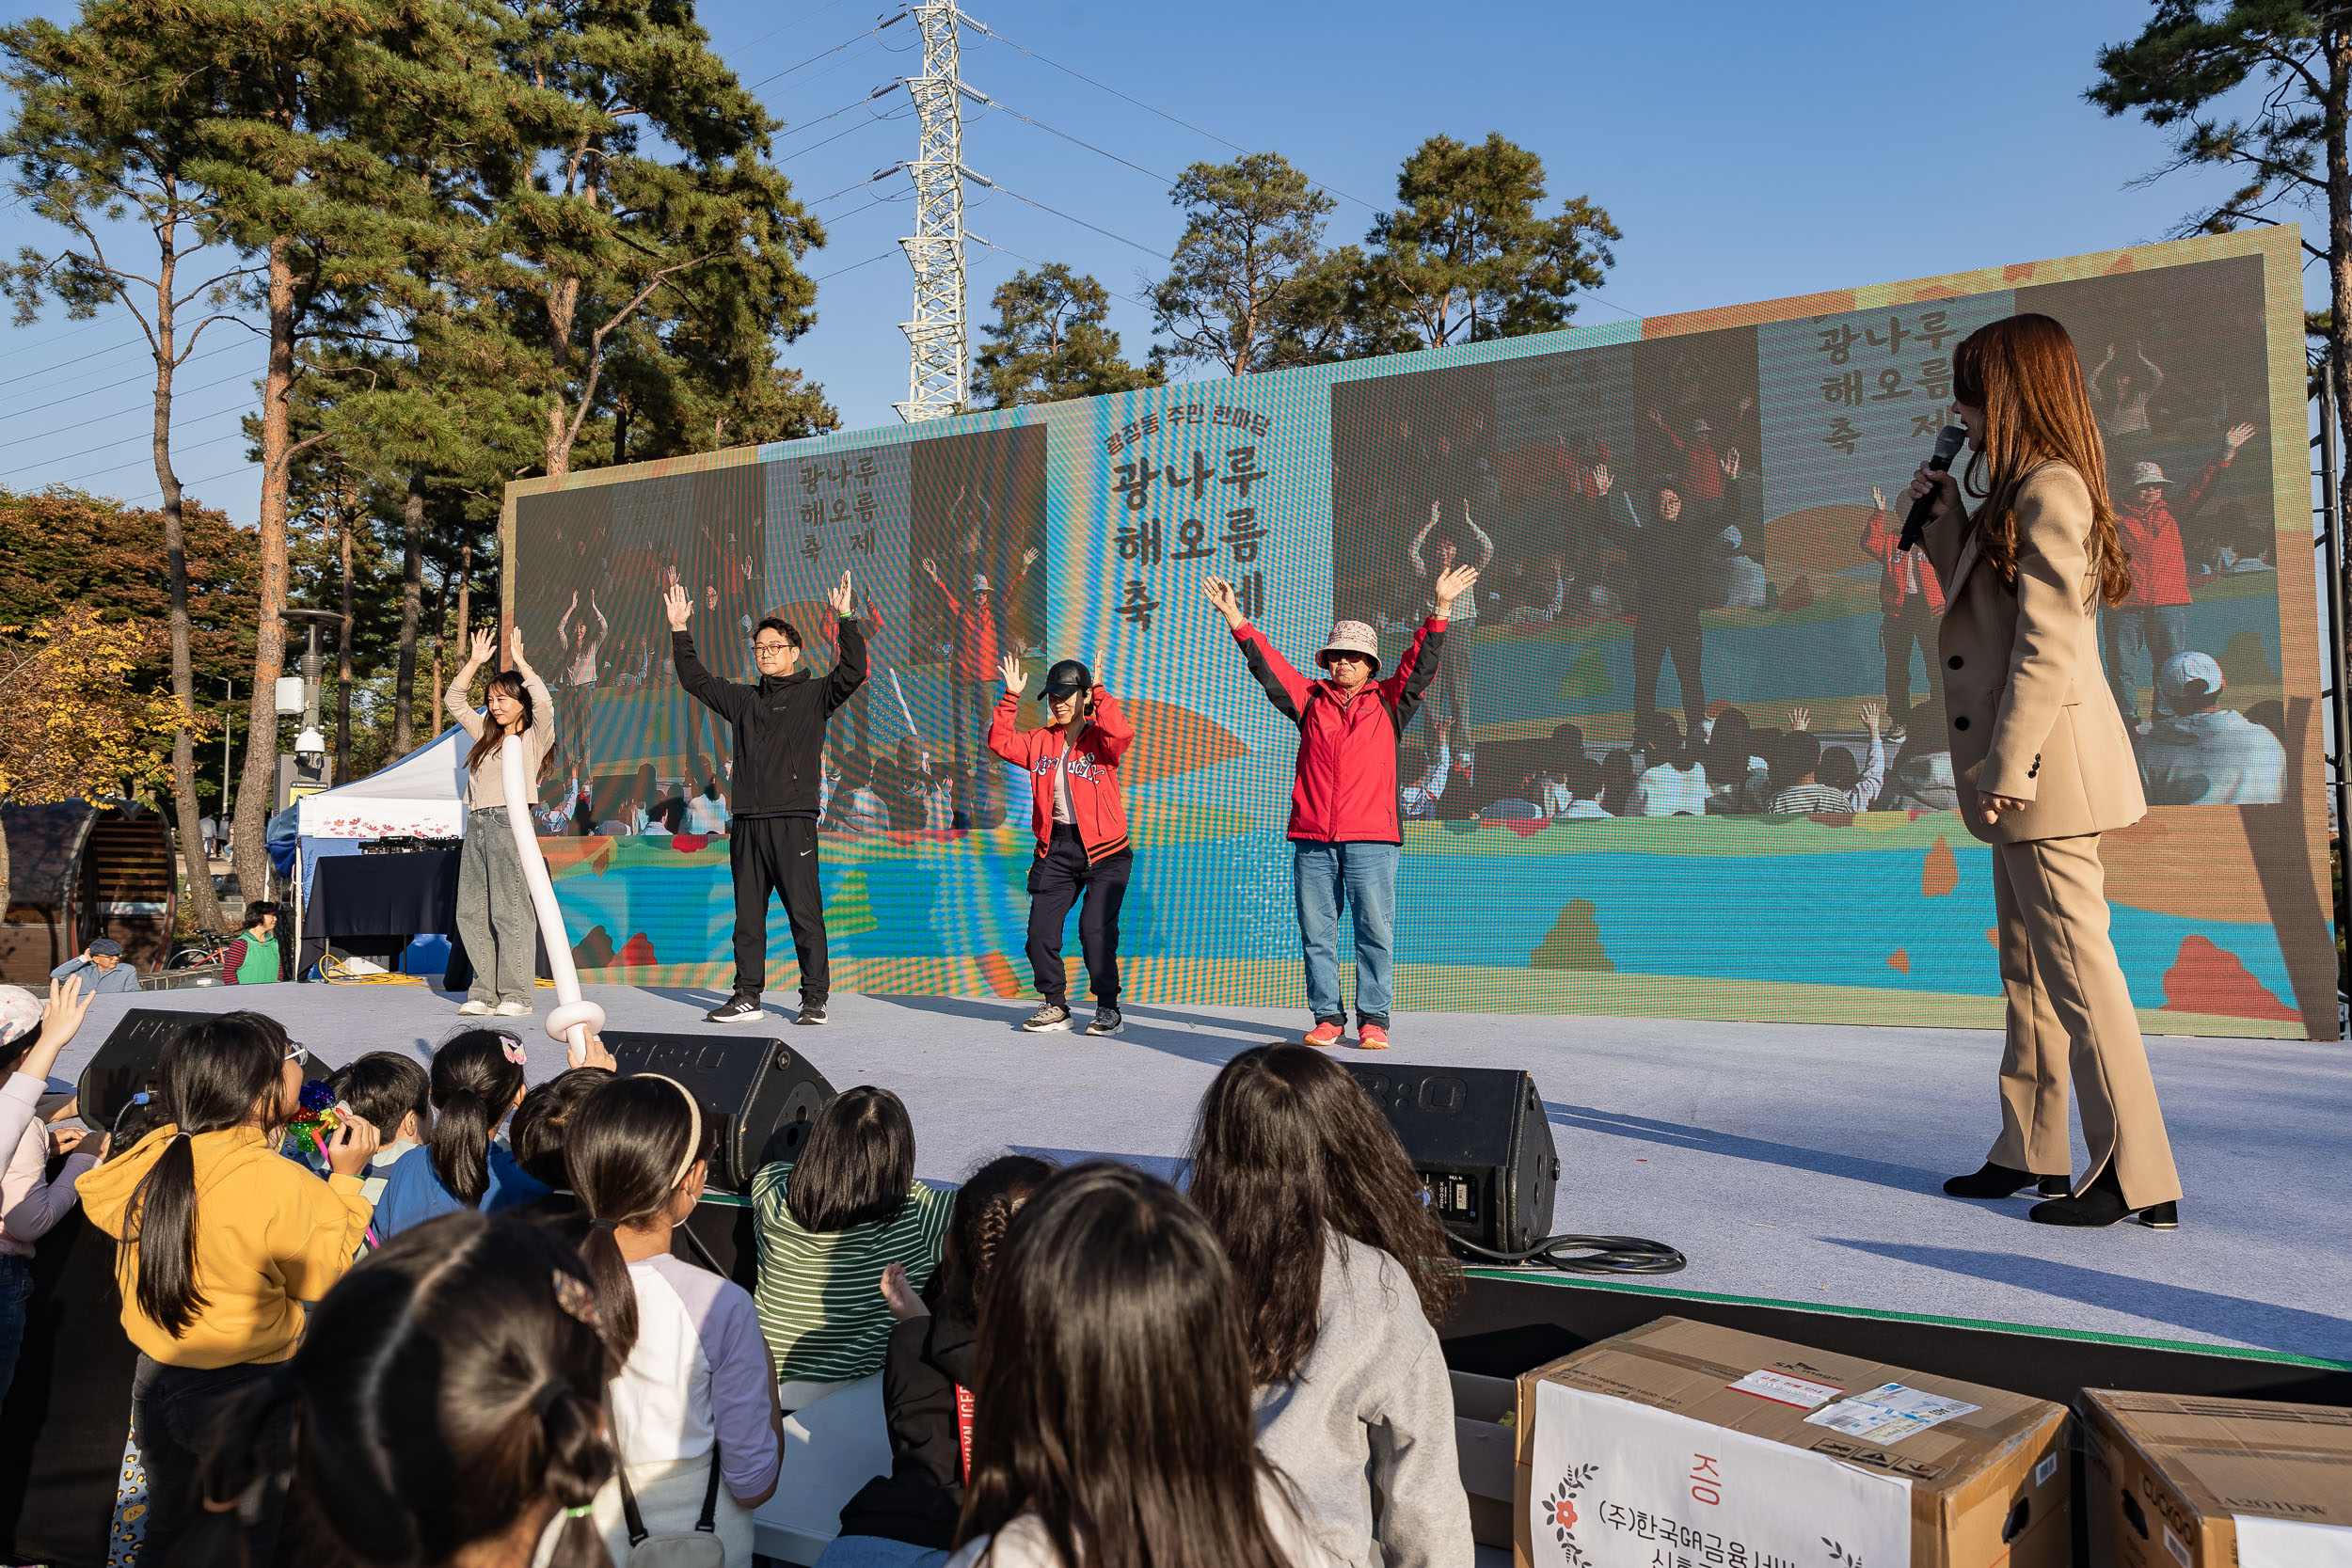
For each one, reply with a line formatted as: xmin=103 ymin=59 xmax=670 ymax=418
xmin=1861 ymin=484 xmax=1947 ymax=739
xmin=1205 ymin=563 xmax=1475 ymax=1050
xmin=990 ymin=654 xmax=1136 ymax=1037
xmin=923 ymin=548 xmax=1036 ymax=778
xmin=2104 ymin=421 xmax=2256 ymax=724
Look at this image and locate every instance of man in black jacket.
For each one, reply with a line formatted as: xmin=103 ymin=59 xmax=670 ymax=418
xmin=666 ymin=573 xmax=865 ymax=1024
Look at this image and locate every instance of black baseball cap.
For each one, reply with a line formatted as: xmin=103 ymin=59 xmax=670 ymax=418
xmin=1041 ymin=658 xmax=1092 ymax=700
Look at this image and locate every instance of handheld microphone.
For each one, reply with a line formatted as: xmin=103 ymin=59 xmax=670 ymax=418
xmin=1898 ymin=424 xmax=1968 ymax=553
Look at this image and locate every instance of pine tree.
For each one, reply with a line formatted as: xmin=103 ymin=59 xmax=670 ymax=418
xmin=1151 ymin=151 xmax=1354 ymax=377
xmin=974 ymin=263 xmax=1160 ymax=407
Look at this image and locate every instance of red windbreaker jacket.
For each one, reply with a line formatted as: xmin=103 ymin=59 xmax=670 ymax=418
xmin=1232 ymin=619 xmax=1446 ymax=844
xmin=988 ymin=688 xmax=1135 ymax=862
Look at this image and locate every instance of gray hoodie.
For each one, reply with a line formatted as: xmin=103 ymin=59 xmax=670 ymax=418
xmin=1253 ymin=1231 xmax=1472 ymax=1568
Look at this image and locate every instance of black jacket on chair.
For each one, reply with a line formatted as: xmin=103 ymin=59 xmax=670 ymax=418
xmin=673 ymin=621 xmax=866 ymax=816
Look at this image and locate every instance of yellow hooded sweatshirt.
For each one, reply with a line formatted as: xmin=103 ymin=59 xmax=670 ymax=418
xmin=75 ymin=1124 xmax=373 ymax=1368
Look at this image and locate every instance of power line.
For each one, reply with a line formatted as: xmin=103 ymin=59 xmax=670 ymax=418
xmin=44 ymin=421 xmax=249 ymax=491
xmin=964 ymin=87 xmax=1168 ymax=185
xmin=780 ymin=106 xmax=914 ymax=166
xmin=0 ymin=338 xmax=252 ymax=444
xmin=965 ymin=234 xmax=1153 ymax=313
xmin=2 ymin=400 xmax=247 ymax=483
xmin=742 ymin=11 xmax=906 ymax=94
xmin=775 ymin=80 xmax=905 ymax=141
xmin=723 ymin=0 xmax=866 ymax=64
xmin=968 ymin=173 xmax=1165 ymax=260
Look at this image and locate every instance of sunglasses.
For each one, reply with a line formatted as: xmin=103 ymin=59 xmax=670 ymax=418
xmin=284 ymin=1041 xmax=311 ymax=1067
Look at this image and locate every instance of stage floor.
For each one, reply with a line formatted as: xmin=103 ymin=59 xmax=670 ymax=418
xmin=48 ymin=984 xmax=2352 ymax=1365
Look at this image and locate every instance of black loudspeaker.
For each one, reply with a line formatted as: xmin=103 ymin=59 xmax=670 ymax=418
xmin=1345 ymin=1065 xmax=1560 ymax=1256
xmin=77 ymin=1008 xmax=333 ymax=1132
xmin=603 ymin=1033 xmax=834 ymax=1195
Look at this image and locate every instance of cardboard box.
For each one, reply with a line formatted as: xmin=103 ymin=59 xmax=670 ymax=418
xmin=1513 ymin=1317 xmax=2070 ymax=1568
xmin=2081 ymin=1388 xmax=2352 ymax=1567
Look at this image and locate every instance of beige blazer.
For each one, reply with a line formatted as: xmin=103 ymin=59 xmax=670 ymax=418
xmin=1921 ymin=461 xmax=2147 ymax=846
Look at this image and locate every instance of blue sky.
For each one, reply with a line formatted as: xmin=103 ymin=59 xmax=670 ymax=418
xmin=0 ymin=0 xmax=2296 ymax=528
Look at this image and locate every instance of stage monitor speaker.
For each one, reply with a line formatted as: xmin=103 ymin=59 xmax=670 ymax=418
xmin=1345 ymin=1065 xmax=1559 ymax=1257
xmin=603 ymin=1033 xmax=834 ymax=1195
xmin=77 ymin=1008 xmax=333 ymax=1132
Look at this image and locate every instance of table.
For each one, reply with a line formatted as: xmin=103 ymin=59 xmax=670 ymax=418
xmin=298 ymin=849 xmax=548 ymax=990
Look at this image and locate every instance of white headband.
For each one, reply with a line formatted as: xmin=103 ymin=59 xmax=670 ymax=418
xmin=635 ymin=1073 xmax=705 ymax=1190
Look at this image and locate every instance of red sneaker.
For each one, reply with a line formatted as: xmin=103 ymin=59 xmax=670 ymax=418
xmin=1302 ymin=1021 xmax=1343 ymax=1048
xmin=1356 ymin=1023 xmax=1390 ymax=1050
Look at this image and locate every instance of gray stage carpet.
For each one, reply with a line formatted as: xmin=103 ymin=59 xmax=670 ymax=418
xmin=43 ymin=983 xmax=2352 ymax=1364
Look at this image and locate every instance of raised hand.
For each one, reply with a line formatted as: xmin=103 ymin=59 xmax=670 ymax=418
xmin=664 ymin=583 xmax=693 ymax=629
xmin=1859 ymin=701 xmax=1881 ymax=734
xmin=506 ymin=623 xmax=529 ymax=669
xmin=1788 ymin=707 xmax=1811 ymax=732
xmin=469 ymin=626 xmax=496 ymax=665
xmin=2226 ymin=421 xmax=2257 ymax=451
xmin=1021 ymin=547 xmax=1038 ymax=568
xmin=1202 ymin=574 xmax=1244 ymax=627
xmin=1871 ymin=485 xmax=1886 ymax=512
xmin=999 ymin=654 xmax=1024 ymax=692
xmin=828 ymin=570 xmax=855 ymax=617
xmin=1432 ymin=562 xmax=1480 ymax=617
xmin=921 ymin=556 xmax=940 ymax=582
xmin=880 ymin=1260 xmax=929 ymax=1322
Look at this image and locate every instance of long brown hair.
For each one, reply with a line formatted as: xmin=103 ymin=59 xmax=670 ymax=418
xmin=1187 ymin=1044 xmax=1463 ymax=1385
xmin=566 ymin=1074 xmax=707 ymax=1366
xmin=466 ymin=669 xmax=554 ymax=781
xmin=956 ymin=1163 xmax=1296 ymax=1568
xmin=1951 ymin=313 xmax=2132 ymax=607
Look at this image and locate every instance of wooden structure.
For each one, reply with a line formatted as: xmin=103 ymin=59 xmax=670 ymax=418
xmin=0 ymin=801 xmax=177 ymax=985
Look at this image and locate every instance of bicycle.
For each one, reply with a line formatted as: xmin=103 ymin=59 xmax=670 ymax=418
xmin=166 ymin=928 xmax=235 ymax=972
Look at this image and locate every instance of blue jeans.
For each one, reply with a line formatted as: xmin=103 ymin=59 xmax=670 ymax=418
xmin=2102 ymin=603 xmax=2188 ymax=724
xmin=0 ymin=1252 xmax=31 ymax=1408
xmin=1294 ymin=841 xmax=1401 ymax=1027
xmin=818 ymin=1536 xmax=950 ymax=1568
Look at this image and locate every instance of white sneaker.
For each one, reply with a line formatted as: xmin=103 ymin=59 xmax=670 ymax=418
xmin=493 ymin=1001 xmax=532 ymax=1017
xmin=457 ymin=1000 xmax=493 ymax=1016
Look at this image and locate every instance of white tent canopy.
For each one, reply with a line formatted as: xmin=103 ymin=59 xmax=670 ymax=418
xmin=296 ymin=722 xmax=470 ymax=840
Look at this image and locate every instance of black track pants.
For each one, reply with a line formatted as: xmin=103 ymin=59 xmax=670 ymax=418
xmin=730 ymin=815 xmax=829 ymax=1002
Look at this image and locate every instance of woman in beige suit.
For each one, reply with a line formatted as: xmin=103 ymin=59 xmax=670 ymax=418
xmin=1905 ymin=312 xmax=2183 ymax=1229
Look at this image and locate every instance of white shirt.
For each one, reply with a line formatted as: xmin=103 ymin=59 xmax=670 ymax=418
xmin=1626 ymin=762 xmax=1709 ymax=817
xmin=685 ymin=794 xmax=731 ymax=836
xmin=610 ymin=1256 xmax=779 ymax=1500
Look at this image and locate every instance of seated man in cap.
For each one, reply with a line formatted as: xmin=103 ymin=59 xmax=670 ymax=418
xmin=1202 ymin=563 xmax=1476 ymax=1049
xmin=2138 ymin=650 xmax=2286 ymax=806
xmin=2106 ymin=421 xmax=2256 ymax=725
xmin=990 ymin=654 xmax=1135 ymax=1037
xmin=52 ymin=937 xmax=140 ymax=994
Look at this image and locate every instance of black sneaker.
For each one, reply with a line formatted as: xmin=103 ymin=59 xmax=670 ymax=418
xmin=1023 ymin=1002 xmax=1073 ymax=1033
xmin=797 ymin=1001 xmax=830 ymax=1026
xmin=706 ymin=995 xmax=762 ymax=1023
xmin=1085 ymin=1006 xmax=1124 ymax=1037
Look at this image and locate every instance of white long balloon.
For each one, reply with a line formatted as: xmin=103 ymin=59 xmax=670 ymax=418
xmin=499 ymin=734 xmax=604 ymax=1067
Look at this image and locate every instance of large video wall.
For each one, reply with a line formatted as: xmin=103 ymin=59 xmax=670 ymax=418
xmin=505 ymin=227 xmax=2335 ymax=1038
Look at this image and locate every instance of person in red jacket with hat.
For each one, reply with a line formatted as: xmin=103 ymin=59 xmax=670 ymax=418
xmin=990 ymin=653 xmax=1136 ymax=1037
xmin=2104 ymin=421 xmax=2256 ymax=725
xmin=1205 ymin=562 xmax=1476 ymax=1050
xmin=1861 ymin=483 xmax=1947 ymax=739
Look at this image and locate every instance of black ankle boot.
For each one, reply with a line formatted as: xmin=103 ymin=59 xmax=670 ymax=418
xmin=1944 ymin=1162 xmax=2067 ymax=1199
xmin=2028 ymin=1164 xmax=2177 ymax=1228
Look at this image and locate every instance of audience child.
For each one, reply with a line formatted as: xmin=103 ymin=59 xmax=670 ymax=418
xmin=947 ymin=1162 xmax=1319 ymax=1568
xmin=750 ymin=1086 xmax=952 ymax=1406
xmin=512 ymin=1064 xmax=619 ymax=1186
xmin=1188 ymin=1046 xmax=1470 ymax=1568
xmin=179 ymin=1212 xmax=617 ymax=1568
xmin=0 ymin=976 xmax=91 ymax=1164
xmin=73 ymin=1011 xmax=381 ymax=1567
xmin=832 ymin=1154 xmax=1056 ymax=1566
xmin=326 ymin=1051 xmax=433 ymax=1207
xmin=0 ymin=985 xmax=102 ymax=1403
xmin=570 ymin=1074 xmax=784 ymax=1568
xmin=372 ymin=1029 xmax=541 ymax=1239
xmin=1554 ymin=755 xmax=1613 ymax=818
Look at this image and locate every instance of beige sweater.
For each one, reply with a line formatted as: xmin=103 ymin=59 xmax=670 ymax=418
xmin=445 ymin=665 xmax=557 ymax=810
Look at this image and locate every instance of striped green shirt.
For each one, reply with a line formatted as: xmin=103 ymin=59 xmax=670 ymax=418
xmin=749 ymin=1161 xmax=953 ymax=1383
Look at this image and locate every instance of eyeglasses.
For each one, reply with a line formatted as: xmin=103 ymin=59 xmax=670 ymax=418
xmin=753 ymin=641 xmax=795 ymax=657
xmin=284 ymin=1041 xmax=310 ymax=1067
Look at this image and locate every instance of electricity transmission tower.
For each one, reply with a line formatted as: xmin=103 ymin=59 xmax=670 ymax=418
xmin=896 ymin=0 xmax=968 ymax=421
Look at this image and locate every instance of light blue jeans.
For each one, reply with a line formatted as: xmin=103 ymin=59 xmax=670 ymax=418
xmin=1294 ymin=840 xmax=1401 ymax=1027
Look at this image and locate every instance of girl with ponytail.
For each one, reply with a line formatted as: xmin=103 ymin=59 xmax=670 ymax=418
xmin=74 ymin=1010 xmax=381 ymax=1567
xmin=179 ymin=1212 xmax=618 ymax=1568
xmin=373 ymin=1029 xmax=541 ymax=1240
xmin=831 ymin=1155 xmax=1054 ymax=1568
xmin=567 ymin=1074 xmax=783 ymax=1568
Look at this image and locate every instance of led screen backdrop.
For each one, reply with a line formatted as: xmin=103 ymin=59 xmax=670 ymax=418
xmin=504 ymin=227 xmax=2335 ymax=1039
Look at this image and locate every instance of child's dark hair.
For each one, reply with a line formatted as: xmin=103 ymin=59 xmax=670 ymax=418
xmin=1777 ymin=730 xmax=1822 ymax=785
xmin=957 ymin=1164 xmax=1295 ymax=1568
xmin=565 ymin=1074 xmax=708 ymax=1365
xmin=427 ymin=1030 xmax=529 ymax=1208
xmin=124 ymin=1012 xmax=290 ymax=1337
xmin=1817 ymin=744 xmax=1860 ymax=792
xmin=181 ymin=1212 xmax=614 ymax=1568
xmin=785 ymin=1085 xmax=914 ymax=1232
xmin=512 ymin=1067 xmax=617 ymax=1189
xmin=934 ymin=1154 xmax=1054 ymax=1321
xmin=329 ymin=1052 xmax=432 ymax=1147
xmin=1187 ymin=1044 xmax=1463 ymax=1386
xmin=241 ymin=899 xmax=281 ymax=932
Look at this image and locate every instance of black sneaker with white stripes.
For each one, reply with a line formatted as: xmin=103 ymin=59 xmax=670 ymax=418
xmin=705 ymin=995 xmax=762 ymax=1023
xmin=1085 ymin=1006 xmax=1123 ymax=1037
xmin=1022 ymin=1001 xmax=1073 ymax=1033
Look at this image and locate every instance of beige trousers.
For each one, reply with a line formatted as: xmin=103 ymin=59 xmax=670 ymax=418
xmin=1987 ymin=832 xmax=2183 ymax=1210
